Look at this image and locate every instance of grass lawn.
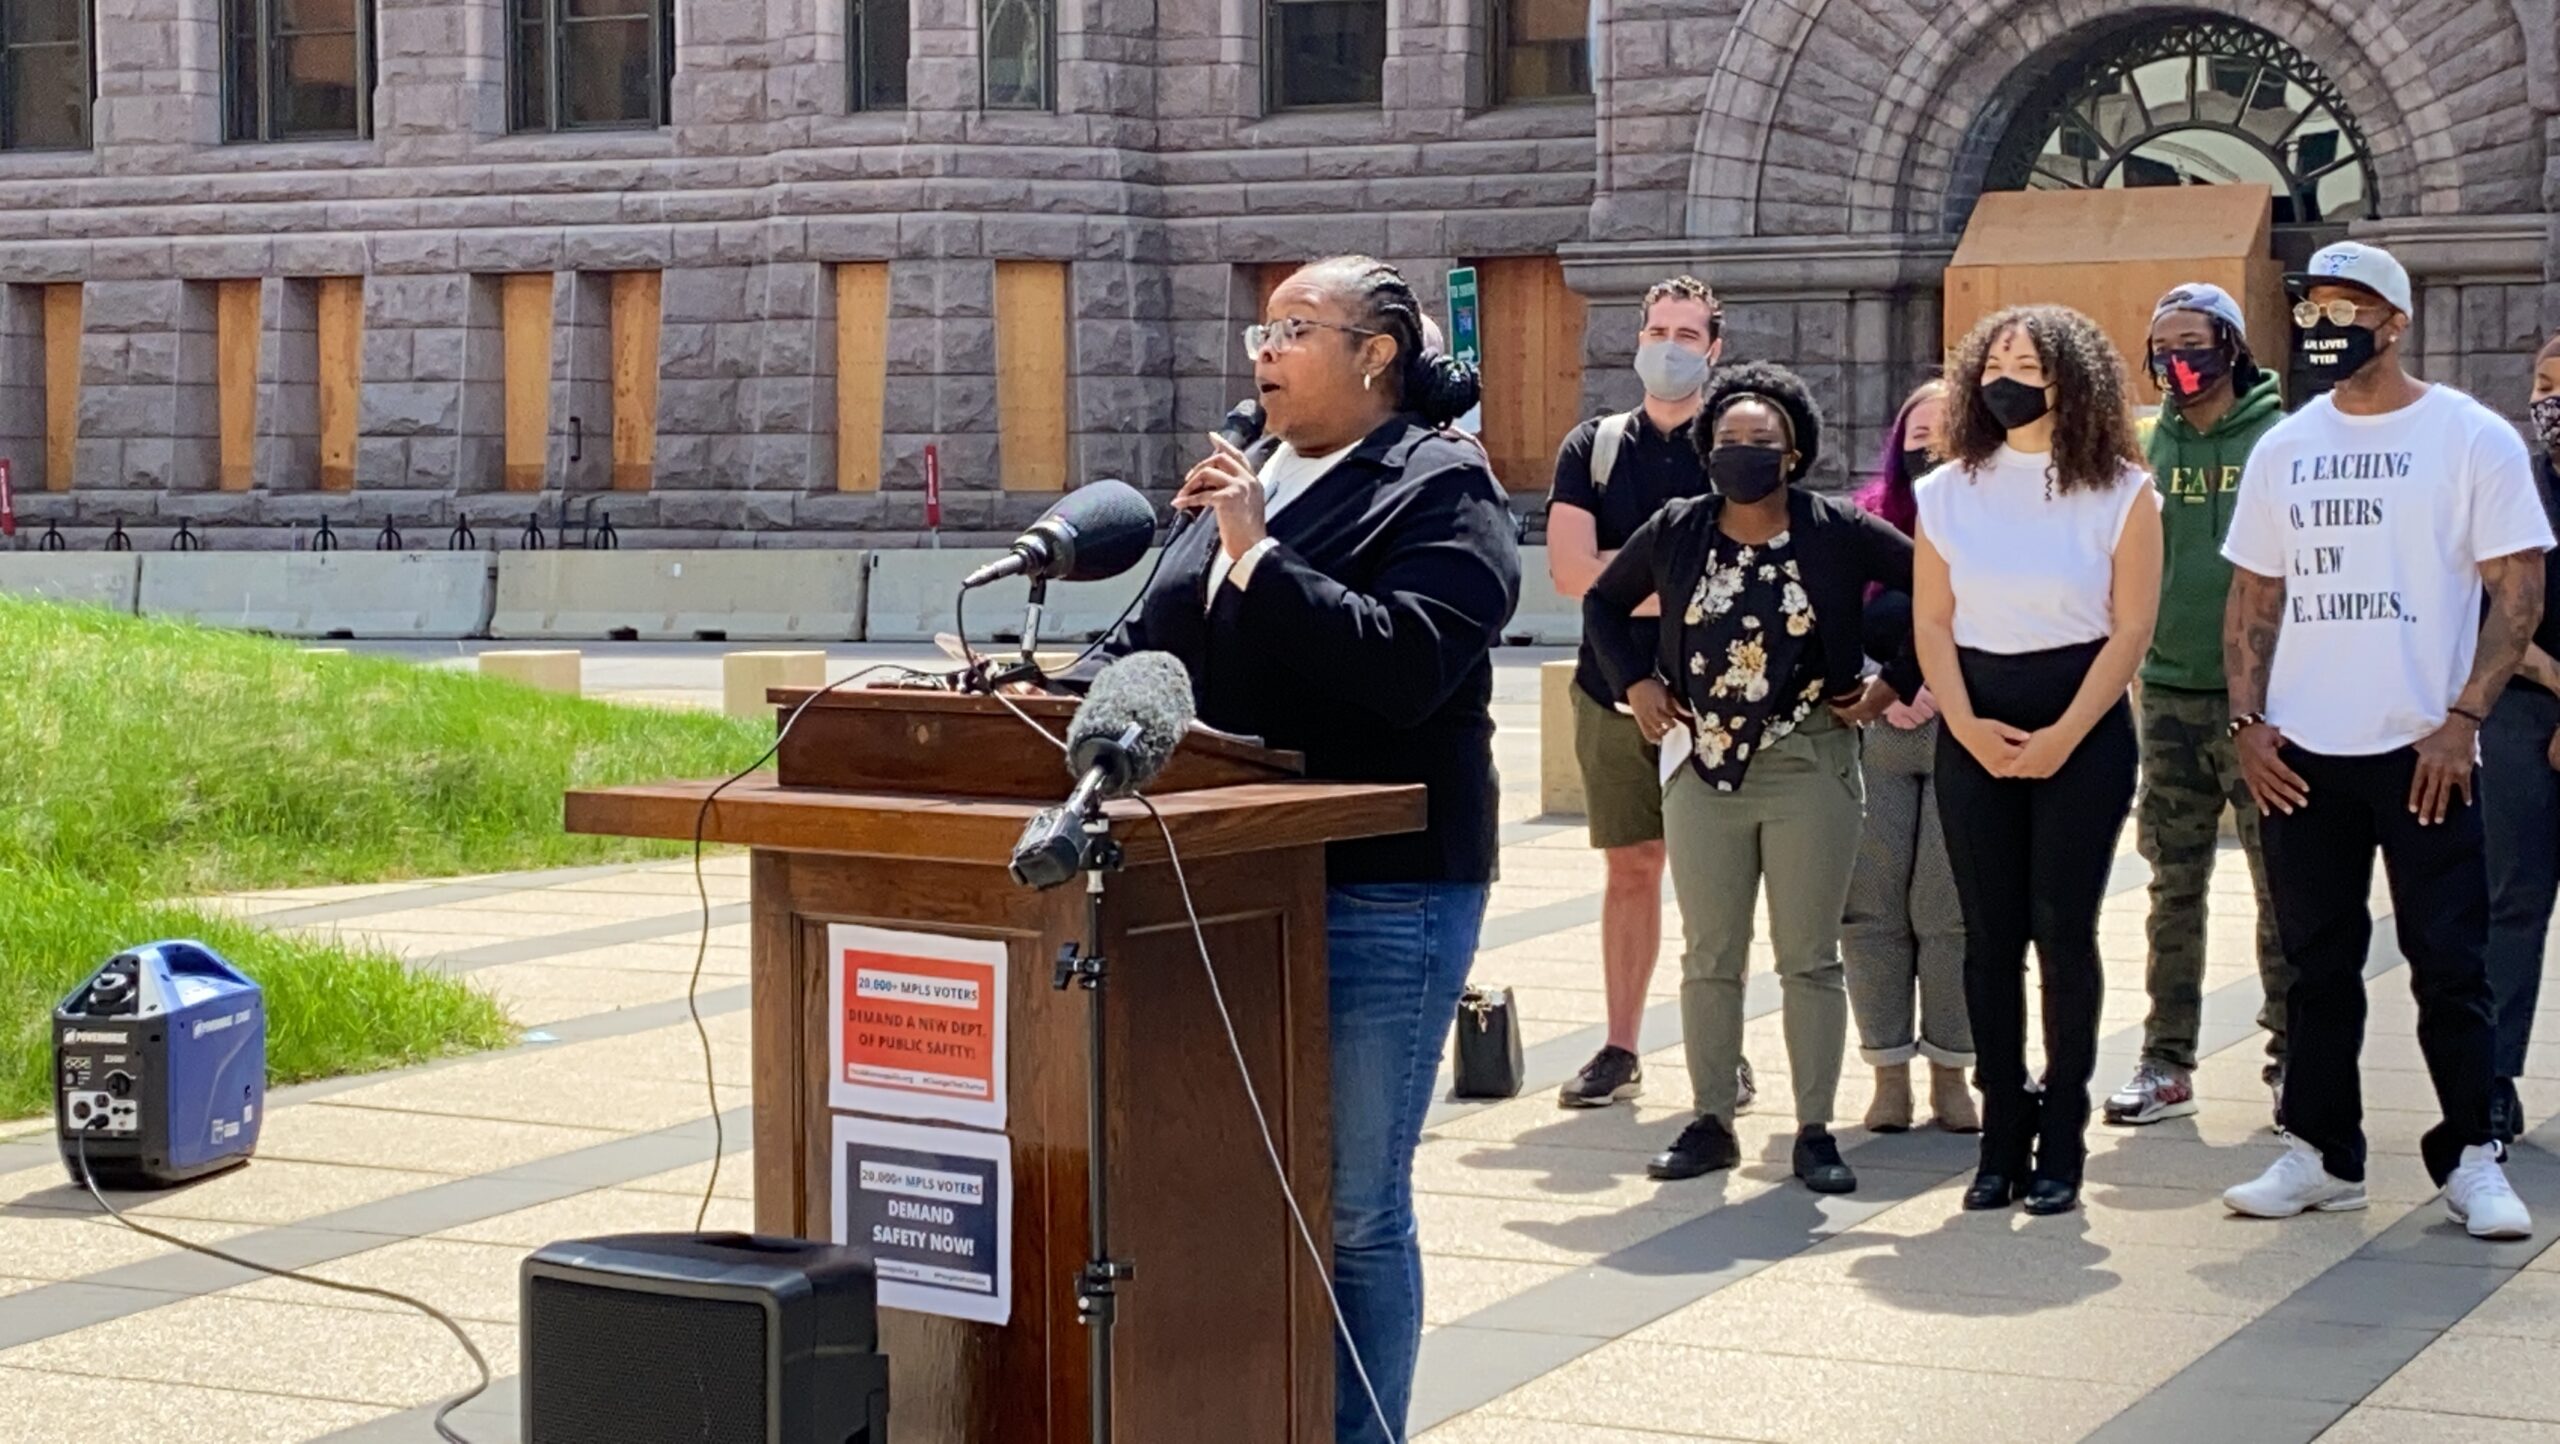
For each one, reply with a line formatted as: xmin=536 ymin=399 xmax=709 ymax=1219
xmin=0 ymin=594 xmax=775 ymax=1120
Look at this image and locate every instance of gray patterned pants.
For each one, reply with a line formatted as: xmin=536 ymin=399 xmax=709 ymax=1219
xmin=1842 ymin=717 xmax=1973 ymax=1066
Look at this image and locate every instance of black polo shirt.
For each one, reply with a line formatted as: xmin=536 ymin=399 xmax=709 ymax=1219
xmin=1547 ymin=409 xmax=1710 ymax=705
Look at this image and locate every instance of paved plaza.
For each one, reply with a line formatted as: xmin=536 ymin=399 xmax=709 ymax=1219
xmin=3 ymin=645 xmax=2558 ymax=1442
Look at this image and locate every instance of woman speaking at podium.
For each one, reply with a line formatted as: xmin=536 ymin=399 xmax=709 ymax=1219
xmin=1096 ymin=255 xmax=1521 ymax=1443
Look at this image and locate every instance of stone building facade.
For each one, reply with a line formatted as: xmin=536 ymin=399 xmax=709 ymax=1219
xmin=0 ymin=0 xmax=2552 ymax=549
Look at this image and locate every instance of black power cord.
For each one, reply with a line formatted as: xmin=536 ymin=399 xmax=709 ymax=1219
xmin=686 ymin=659 xmax=932 ymax=1230
xmin=72 ymin=1124 xmax=495 ymax=1443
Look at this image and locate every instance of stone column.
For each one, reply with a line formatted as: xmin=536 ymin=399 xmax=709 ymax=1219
xmin=80 ymin=279 xmax=218 ymax=502
xmin=92 ymin=0 xmax=221 ymax=169
xmin=0 ymin=287 xmax=44 ymax=493
xmin=673 ymin=0 xmax=772 ymax=150
xmin=374 ymin=0 xmax=505 ymax=159
xmin=250 ymin=277 xmax=320 ymax=493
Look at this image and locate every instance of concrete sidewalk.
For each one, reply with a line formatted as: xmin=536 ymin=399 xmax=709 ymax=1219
xmin=0 ymin=648 xmax=2553 ymax=1443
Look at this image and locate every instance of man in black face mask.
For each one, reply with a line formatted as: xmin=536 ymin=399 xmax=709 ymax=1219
xmin=2107 ymin=284 xmax=2294 ymax=1132
xmin=2221 ymin=241 xmax=2552 ymax=1238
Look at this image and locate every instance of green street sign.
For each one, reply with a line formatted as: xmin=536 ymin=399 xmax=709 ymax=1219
xmin=1446 ymin=266 xmax=1480 ymax=366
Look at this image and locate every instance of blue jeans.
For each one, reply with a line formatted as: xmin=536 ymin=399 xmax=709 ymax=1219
xmin=1326 ymin=880 xmax=1489 ymax=1444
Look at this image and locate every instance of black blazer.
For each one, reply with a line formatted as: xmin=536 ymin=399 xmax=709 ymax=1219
xmin=1100 ymin=417 xmax=1523 ymax=884
xmin=1584 ymin=487 xmax=1921 ymax=709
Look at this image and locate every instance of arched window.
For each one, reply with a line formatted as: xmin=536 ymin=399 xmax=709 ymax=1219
xmin=1984 ymin=17 xmax=2378 ymax=226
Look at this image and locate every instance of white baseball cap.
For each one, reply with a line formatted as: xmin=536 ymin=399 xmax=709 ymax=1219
xmin=2152 ymin=282 xmax=2248 ymax=341
xmin=2288 ymin=240 xmax=2414 ymax=318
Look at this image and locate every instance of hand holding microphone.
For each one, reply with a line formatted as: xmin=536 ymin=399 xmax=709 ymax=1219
xmin=1176 ymin=435 xmax=1267 ymax=561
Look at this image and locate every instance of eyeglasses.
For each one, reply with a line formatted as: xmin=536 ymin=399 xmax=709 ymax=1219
xmin=1243 ymin=316 xmax=1379 ymax=357
xmin=2294 ymin=298 xmax=2380 ymax=328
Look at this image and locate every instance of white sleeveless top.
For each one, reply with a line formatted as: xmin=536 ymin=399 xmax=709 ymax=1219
xmin=1913 ymin=446 xmax=2156 ymax=654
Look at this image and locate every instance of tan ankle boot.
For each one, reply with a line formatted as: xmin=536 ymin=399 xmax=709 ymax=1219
xmin=1932 ymin=1063 xmax=1981 ymax=1134
xmin=1864 ymin=1063 xmax=1914 ymax=1133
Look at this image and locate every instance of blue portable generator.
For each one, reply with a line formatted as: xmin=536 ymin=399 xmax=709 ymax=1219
xmin=54 ymin=941 xmax=266 ymax=1189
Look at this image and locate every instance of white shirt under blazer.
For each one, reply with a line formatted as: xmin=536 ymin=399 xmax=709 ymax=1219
xmin=1915 ymin=446 xmax=2158 ymax=654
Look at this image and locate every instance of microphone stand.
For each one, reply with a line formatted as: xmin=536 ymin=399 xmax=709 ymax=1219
xmin=1049 ymin=800 xmax=1129 ymax=1444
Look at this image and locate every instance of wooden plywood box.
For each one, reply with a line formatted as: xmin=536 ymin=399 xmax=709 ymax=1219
xmin=1944 ymin=186 xmax=2288 ymax=405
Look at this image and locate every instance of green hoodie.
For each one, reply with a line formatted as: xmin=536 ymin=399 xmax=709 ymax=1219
xmin=2141 ymin=371 xmax=2286 ymax=692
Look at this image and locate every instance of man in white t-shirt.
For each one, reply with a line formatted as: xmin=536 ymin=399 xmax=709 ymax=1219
xmin=2219 ymin=241 xmax=2552 ymax=1238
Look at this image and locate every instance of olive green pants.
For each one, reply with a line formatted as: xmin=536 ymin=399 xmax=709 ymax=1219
xmin=1663 ymin=713 xmax=1865 ymax=1125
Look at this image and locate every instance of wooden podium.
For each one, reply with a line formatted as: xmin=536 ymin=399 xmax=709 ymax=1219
xmin=564 ymin=688 xmax=1426 ymax=1444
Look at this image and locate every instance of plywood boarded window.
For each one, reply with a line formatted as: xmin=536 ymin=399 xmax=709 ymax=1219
xmin=834 ymin=262 xmax=889 ymax=492
xmin=316 ymin=276 xmax=361 ymax=491
xmin=994 ymin=260 xmax=1070 ymax=492
xmin=43 ymin=281 xmax=78 ymax=491
xmin=608 ymin=269 xmax=659 ymax=491
xmin=1473 ymin=255 xmax=1585 ymax=493
xmin=215 ymin=278 xmax=262 ymax=491
xmin=501 ymin=272 xmax=552 ymax=492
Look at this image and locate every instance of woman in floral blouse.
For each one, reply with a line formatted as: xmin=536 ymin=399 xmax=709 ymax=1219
xmin=1584 ymin=362 xmax=1922 ymax=1194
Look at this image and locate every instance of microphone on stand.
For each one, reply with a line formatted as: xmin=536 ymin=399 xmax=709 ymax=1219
xmin=1009 ymin=652 xmax=1196 ymax=890
xmin=962 ymin=479 xmax=1158 ymax=590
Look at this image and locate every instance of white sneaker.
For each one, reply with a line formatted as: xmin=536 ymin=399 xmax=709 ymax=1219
xmin=2444 ymin=1143 xmax=2534 ymax=1240
xmin=2223 ymin=1136 xmax=2369 ymax=1218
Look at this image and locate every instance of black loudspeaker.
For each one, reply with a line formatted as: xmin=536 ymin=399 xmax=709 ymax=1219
xmin=522 ymin=1233 xmax=890 ymax=1444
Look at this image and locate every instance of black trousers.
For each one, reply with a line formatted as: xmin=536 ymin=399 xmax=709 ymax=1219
xmin=1936 ymin=642 xmax=2138 ymax=1182
xmin=2261 ymin=745 xmax=2497 ymax=1185
xmin=2483 ymin=685 xmax=2559 ymax=1079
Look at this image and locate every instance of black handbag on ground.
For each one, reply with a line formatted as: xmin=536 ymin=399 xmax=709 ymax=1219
xmin=1451 ymin=984 xmax=1525 ymax=1099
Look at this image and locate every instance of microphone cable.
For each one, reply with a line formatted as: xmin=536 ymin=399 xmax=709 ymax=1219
xmin=686 ymin=659 xmax=935 ymax=1230
xmin=977 ymin=689 xmax=1401 ymax=1443
xmin=72 ymin=1122 xmax=495 ymax=1444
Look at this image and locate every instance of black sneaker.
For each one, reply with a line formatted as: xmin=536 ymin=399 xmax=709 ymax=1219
xmin=1648 ymin=1115 xmax=1741 ymax=1180
xmin=1792 ymin=1125 xmax=1856 ymax=1194
xmin=1557 ymin=1046 xmax=1643 ymax=1109
xmin=1736 ymin=1057 xmax=1757 ymax=1114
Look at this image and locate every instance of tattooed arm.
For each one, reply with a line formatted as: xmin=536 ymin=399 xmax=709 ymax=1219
xmin=2518 ymin=643 xmax=2560 ymax=695
xmin=2224 ymin=566 xmax=2307 ymax=814
xmin=2458 ymin=551 xmax=2546 ymax=716
xmin=2410 ymin=548 xmax=2549 ymax=822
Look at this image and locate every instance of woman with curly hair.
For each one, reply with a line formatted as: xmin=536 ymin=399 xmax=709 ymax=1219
xmin=1585 ymin=361 xmax=1922 ymax=1195
xmin=1843 ymin=378 xmax=1977 ymax=1134
xmin=1913 ymin=304 xmax=2163 ymax=1216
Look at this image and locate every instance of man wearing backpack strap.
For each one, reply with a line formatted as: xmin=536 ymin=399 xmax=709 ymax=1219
xmin=1547 ymin=274 xmax=1733 ymax=1109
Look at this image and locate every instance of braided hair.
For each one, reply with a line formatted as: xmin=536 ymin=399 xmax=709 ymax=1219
xmin=1299 ymin=255 xmax=1483 ymax=426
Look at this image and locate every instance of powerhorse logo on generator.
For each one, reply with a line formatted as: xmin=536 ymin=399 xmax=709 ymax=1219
xmin=54 ymin=940 xmax=265 ymax=1189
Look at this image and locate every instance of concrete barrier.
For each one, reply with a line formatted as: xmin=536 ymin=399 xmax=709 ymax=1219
xmin=480 ymin=649 xmax=582 ymax=695
xmin=138 ymin=552 xmax=496 ymax=637
xmin=1540 ymin=659 xmax=1586 ymax=818
xmin=1508 ymin=547 xmax=1579 ymax=645
xmin=865 ymin=549 xmax=1150 ymax=644
xmin=0 ymin=554 xmax=143 ymax=613
xmin=491 ymin=550 xmax=870 ymax=641
xmin=722 ymin=649 xmax=826 ymax=719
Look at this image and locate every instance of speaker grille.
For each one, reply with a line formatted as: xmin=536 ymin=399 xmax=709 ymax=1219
xmin=526 ymin=1274 xmax=770 ymax=1444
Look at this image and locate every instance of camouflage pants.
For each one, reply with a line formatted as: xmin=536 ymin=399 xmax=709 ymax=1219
xmin=2137 ymin=685 xmax=2291 ymax=1069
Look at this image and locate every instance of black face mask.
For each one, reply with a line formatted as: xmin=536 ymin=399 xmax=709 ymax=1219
xmin=2299 ymin=320 xmax=2380 ymax=384
xmin=1709 ymin=444 xmax=1787 ymax=504
xmin=1981 ymin=377 xmax=2052 ymax=429
xmin=1899 ymin=446 xmax=1934 ymax=480
xmin=2155 ymin=347 xmax=2231 ymax=403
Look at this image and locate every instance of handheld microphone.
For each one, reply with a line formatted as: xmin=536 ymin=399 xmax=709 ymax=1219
xmin=962 ymin=479 xmax=1158 ymax=590
xmin=1168 ymin=400 xmax=1268 ymax=545
xmin=1009 ymin=652 xmax=1196 ymax=889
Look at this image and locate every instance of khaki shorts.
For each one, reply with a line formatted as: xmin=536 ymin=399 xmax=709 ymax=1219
xmin=1573 ymin=684 xmax=1664 ymax=849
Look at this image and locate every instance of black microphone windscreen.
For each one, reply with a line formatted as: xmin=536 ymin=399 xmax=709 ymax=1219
xmin=1046 ymin=479 xmax=1159 ymax=582
xmin=1066 ymin=651 xmax=1194 ymax=795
